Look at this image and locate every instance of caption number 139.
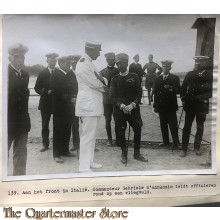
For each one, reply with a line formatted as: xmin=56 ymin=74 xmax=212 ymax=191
xmin=8 ymin=191 xmax=18 ymax=196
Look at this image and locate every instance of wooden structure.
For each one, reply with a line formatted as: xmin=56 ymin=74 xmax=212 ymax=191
xmin=192 ymin=18 xmax=216 ymax=69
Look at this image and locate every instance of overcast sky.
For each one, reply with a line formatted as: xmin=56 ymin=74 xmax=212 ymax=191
xmin=3 ymin=14 xmax=219 ymax=72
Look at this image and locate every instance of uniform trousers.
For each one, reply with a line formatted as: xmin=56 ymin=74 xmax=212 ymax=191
xmin=72 ymin=106 xmax=80 ymax=147
xmin=79 ymin=116 xmax=100 ymax=171
xmin=53 ymin=114 xmax=72 ymax=158
xmin=41 ymin=110 xmax=52 ymax=147
xmin=114 ymin=111 xmax=143 ymax=156
xmin=8 ymin=133 xmax=28 ymax=176
xmin=159 ymin=111 xmax=179 ymax=145
xmin=104 ymin=104 xmax=118 ymax=142
xmin=182 ymin=110 xmax=206 ymax=151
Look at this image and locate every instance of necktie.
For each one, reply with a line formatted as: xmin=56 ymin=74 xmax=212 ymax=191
xmin=16 ymin=70 xmax=21 ymax=77
xmin=163 ymin=75 xmax=167 ymax=80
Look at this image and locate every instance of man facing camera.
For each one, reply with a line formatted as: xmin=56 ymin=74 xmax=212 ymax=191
xmin=8 ymin=43 xmax=31 ymax=175
xmin=50 ymin=56 xmax=76 ymax=163
xmin=180 ymin=56 xmax=213 ymax=157
xmin=110 ymin=53 xmax=148 ymax=164
xmin=153 ymin=60 xmax=180 ymax=149
xmin=100 ymin=52 xmax=119 ymax=147
xmin=34 ymin=53 xmax=59 ymax=152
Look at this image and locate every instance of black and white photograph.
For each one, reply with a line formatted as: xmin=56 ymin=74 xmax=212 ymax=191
xmin=2 ymin=14 xmax=218 ymax=180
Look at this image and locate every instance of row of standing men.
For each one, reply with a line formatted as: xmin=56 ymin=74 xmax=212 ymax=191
xmin=8 ymin=42 xmax=213 ymax=175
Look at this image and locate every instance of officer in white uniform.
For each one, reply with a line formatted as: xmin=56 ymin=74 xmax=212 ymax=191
xmin=75 ymin=41 xmax=107 ymax=172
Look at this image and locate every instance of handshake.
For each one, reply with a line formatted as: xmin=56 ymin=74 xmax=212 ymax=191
xmin=120 ymin=102 xmax=136 ymax=114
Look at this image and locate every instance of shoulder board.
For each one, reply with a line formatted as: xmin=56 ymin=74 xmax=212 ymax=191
xmin=79 ymin=58 xmax=85 ymax=62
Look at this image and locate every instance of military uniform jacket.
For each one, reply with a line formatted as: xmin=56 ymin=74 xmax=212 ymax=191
xmin=49 ymin=68 xmax=76 ymax=117
xmin=181 ymin=69 xmax=213 ymax=114
xmin=100 ymin=66 xmax=119 ymax=104
xmin=75 ymin=54 xmax=105 ymax=116
xmin=110 ymin=72 xmax=142 ymax=114
xmin=143 ymin=61 xmax=162 ymax=81
xmin=34 ymin=67 xmax=54 ymax=112
xmin=129 ymin=63 xmax=144 ymax=82
xmin=153 ymin=73 xmax=180 ymax=113
xmin=8 ymin=64 xmax=31 ymax=137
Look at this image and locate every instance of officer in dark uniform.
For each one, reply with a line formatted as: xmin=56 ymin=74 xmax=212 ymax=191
xmin=180 ymin=56 xmax=213 ymax=157
xmin=153 ymin=60 xmax=180 ymax=149
xmin=129 ymin=54 xmax=145 ymax=104
xmin=49 ymin=56 xmax=76 ymax=163
xmin=69 ymin=55 xmax=81 ymax=151
xmin=34 ymin=53 xmax=59 ymax=152
xmin=143 ymin=54 xmax=162 ymax=105
xmin=100 ymin=52 xmax=119 ymax=146
xmin=8 ymin=43 xmax=31 ymax=176
xmin=110 ymin=53 xmax=148 ymax=164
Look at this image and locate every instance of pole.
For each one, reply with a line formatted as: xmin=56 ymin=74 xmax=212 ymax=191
xmin=125 ymin=125 xmax=131 ymax=167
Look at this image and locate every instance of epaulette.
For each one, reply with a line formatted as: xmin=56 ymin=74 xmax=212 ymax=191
xmin=79 ymin=58 xmax=85 ymax=62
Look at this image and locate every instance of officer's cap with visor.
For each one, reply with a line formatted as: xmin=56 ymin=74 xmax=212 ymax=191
xmin=133 ymin=54 xmax=139 ymax=59
xmin=57 ymin=56 xmax=72 ymax=63
xmin=85 ymin=41 xmax=102 ymax=51
xmin=8 ymin=43 xmax=29 ymax=56
xmin=70 ymin=55 xmax=81 ymax=63
xmin=161 ymin=60 xmax=173 ymax=67
xmin=115 ymin=53 xmax=129 ymax=64
xmin=105 ymin=52 xmax=115 ymax=60
xmin=45 ymin=53 xmax=59 ymax=60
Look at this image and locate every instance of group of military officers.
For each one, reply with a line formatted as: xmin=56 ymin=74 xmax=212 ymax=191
xmin=8 ymin=42 xmax=213 ymax=175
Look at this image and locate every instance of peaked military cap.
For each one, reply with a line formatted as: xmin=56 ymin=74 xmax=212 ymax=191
xmin=70 ymin=55 xmax=81 ymax=63
xmin=193 ymin=55 xmax=210 ymax=61
xmin=133 ymin=54 xmax=139 ymax=59
xmin=8 ymin=43 xmax=29 ymax=56
xmin=161 ymin=60 xmax=173 ymax=67
xmin=105 ymin=52 xmax=115 ymax=60
xmin=85 ymin=41 xmax=102 ymax=51
xmin=46 ymin=53 xmax=59 ymax=59
xmin=57 ymin=56 xmax=72 ymax=62
xmin=115 ymin=53 xmax=129 ymax=63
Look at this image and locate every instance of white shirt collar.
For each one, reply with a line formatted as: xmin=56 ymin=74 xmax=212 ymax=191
xmin=120 ymin=70 xmax=129 ymax=76
xmin=58 ymin=67 xmax=68 ymax=75
xmin=10 ymin=64 xmax=21 ymax=73
xmin=48 ymin=67 xmax=55 ymax=74
xmin=162 ymin=72 xmax=169 ymax=79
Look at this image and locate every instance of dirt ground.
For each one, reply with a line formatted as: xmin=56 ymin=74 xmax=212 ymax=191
xmin=7 ymin=96 xmax=213 ymax=177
